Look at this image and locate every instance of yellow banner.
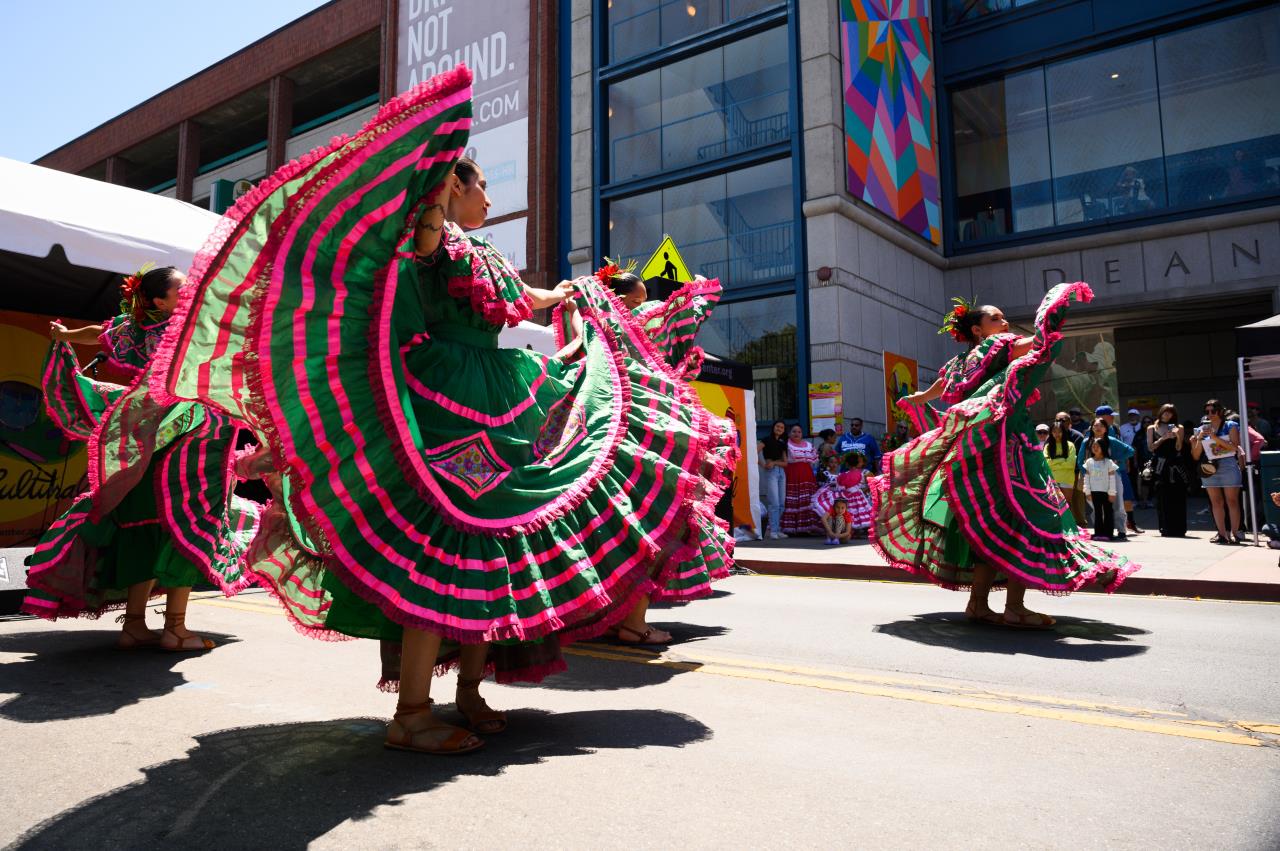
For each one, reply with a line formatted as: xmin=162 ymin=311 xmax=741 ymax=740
xmin=0 ymin=311 xmax=91 ymax=548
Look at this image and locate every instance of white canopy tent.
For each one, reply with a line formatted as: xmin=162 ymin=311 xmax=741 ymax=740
xmin=0 ymin=156 xmax=220 ymax=273
xmin=0 ymin=157 xmax=220 ymax=320
xmin=1234 ymin=314 xmax=1280 ymax=544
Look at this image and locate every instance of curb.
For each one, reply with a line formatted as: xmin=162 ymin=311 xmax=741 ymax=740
xmin=734 ymin=558 xmax=1280 ymax=603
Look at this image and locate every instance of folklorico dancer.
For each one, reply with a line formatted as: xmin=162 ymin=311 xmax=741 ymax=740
xmin=25 ymin=264 xmax=260 ymax=650
xmin=146 ymin=66 xmax=736 ymax=755
xmin=553 ymin=260 xmax=736 ymax=644
xmin=870 ymin=283 xmax=1139 ymax=628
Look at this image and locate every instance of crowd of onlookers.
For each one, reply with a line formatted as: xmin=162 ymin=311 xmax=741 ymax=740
xmin=1039 ymin=401 xmax=1260 ymax=544
xmin=755 ymin=417 xmax=882 ymax=543
xmin=753 ymin=400 xmax=1267 ymax=546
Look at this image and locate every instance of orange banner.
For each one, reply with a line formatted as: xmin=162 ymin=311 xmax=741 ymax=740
xmin=883 ymin=350 xmax=919 ymax=435
xmin=691 ymin=380 xmax=755 ymax=532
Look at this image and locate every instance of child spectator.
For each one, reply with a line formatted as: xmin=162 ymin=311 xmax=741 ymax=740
xmin=1083 ymin=439 xmax=1119 ymax=540
xmin=823 ymin=497 xmax=855 ymax=545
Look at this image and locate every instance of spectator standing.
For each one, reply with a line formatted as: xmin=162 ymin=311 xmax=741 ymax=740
xmin=836 ymin=417 xmax=882 ymax=473
xmin=759 ymin=420 xmax=788 ymax=539
xmin=1079 ymin=417 xmax=1133 ymax=539
xmin=1083 ymin=440 xmax=1119 ymax=541
xmin=1068 ymin=407 xmax=1089 ymax=437
xmin=1192 ymin=399 xmax=1243 ymax=544
xmin=1055 ymin=410 xmax=1086 ymax=448
xmin=781 ymin=424 xmax=823 ymax=535
xmin=1248 ymin=403 xmax=1270 ymax=447
xmin=816 ymin=428 xmax=838 ymax=464
xmin=1097 ymin=404 xmax=1143 ymax=533
xmin=1147 ymin=404 xmax=1187 ymax=537
xmin=1119 ymin=408 xmax=1142 ymax=446
xmin=1042 ymin=421 xmax=1078 ymax=510
xmin=1054 ymin=412 xmax=1088 ymax=525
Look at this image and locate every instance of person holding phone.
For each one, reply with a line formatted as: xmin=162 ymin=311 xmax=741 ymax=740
xmin=1192 ymin=399 xmax=1243 ymax=544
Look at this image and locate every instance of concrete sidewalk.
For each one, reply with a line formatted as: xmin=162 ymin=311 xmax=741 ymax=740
xmin=735 ymin=507 xmax=1280 ymax=601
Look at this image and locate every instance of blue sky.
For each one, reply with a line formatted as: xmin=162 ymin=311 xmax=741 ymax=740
xmin=0 ymin=1 xmax=328 ymax=162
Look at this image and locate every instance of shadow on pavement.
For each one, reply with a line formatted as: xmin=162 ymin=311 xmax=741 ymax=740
xmin=0 ymin=629 xmax=241 ymax=723
xmin=653 ymin=587 xmax=734 ymax=606
xmin=873 ymin=613 xmax=1150 ymax=661
xmin=511 ymin=624 xmax=728 ymax=692
xmin=9 ymin=709 xmax=711 ymax=850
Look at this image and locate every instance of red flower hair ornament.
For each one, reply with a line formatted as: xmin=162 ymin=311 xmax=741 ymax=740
xmin=594 ymin=255 xmax=637 ymax=287
xmin=118 ymin=262 xmax=157 ymax=322
xmin=938 ymin=295 xmax=978 ymax=343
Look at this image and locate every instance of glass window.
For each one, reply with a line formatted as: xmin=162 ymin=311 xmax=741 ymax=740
xmin=607 ymin=158 xmax=795 ymax=288
xmin=699 ymin=294 xmax=798 ymax=422
xmin=607 ymin=27 xmax=790 ymax=182
xmin=944 ymin=0 xmax=1048 ymax=27
xmin=952 ymin=69 xmax=1053 ymax=243
xmin=947 ymin=6 xmax=1280 ymax=247
xmin=609 ymin=0 xmax=784 ymax=64
xmin=1046 ymin=41 xmax=1166 ymax=226
xmin=1156 ymin=7 xmax=1280 ymax=207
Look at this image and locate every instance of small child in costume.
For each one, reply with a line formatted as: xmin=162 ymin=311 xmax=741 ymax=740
xmin=812 ymin=452 xmax=873 ymax=538
xmin=823 ymin=497 xmax=855 ymax=545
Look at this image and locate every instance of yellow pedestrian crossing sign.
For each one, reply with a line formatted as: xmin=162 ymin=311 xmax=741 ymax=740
xmin=640 ymin=235 xmax=692 ymax=284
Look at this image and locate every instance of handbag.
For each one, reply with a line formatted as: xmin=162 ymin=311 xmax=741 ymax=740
xmin=1199 ymin=459 xmax=1218 ymax=478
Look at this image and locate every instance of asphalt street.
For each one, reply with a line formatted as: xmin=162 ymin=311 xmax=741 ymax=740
xmin=0 ymin=576 xmax=1277 ymax=849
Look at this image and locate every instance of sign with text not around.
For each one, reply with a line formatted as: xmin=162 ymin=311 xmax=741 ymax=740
xmin=640 ymin=235 xmax=692 ymax=284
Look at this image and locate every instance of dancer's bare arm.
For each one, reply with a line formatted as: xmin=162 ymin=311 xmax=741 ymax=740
xmin=901 ymin=377 xmax=944 ymax=406
xmin=525 ymin=281 xmax=574 ymax=310
xmin=49 ymin=321 xmax=104 ymax=345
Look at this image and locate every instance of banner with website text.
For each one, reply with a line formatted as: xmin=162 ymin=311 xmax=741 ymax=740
xmin=0 ymin=311 xmax=91 ymax=550
xmin=398 ymin=0 xmax=530 ymax=263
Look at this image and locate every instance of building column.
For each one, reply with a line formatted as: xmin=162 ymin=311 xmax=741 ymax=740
xmin=176 ymin=120 xmax=201 ymax=202
xmin=103 ymin=155 xmax=129 ymax=186
xmin=379 ymin=0 xmax=398 ymax=102
xmin=267 ymin=75 xmax=295 ymax=172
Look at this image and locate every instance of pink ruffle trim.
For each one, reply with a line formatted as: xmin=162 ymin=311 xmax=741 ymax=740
xmin=438 ymin=223 xmax=534 ymax=328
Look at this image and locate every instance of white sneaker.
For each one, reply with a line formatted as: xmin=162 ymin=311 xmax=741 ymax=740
xmin=768 ymin=531 xmax=788 ymax=540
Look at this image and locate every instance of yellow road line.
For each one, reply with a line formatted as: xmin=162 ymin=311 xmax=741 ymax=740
xmin=565 ymin=645 xmax=1275 ymax=748
xmin=189 ymin=594 xmax=1275 ymax=747
xmin=579 ymin=642 xmax=1188 ymax=717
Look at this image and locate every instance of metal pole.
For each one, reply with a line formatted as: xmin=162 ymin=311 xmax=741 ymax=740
xmin=1237 ymin=356 xmax=1260 ymax=545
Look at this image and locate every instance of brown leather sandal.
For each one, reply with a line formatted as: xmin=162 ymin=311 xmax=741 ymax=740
xmin=616 ymin=624 xmax=672 ymax=645
xmin=1002 ymin=610 xmax=1057 ymax=629
xmin=116 ymin=613 xmax=160 ymax=650
xmin=385 ymin=701 xmax=484 ymax=754
xmin=159 ymin=609 xmax=216 ymax=652
xmin=455 ymin=675 xmax=508 ymax=734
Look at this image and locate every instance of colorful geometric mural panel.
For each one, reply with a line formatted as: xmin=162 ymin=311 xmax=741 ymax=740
xmin=839 ymin=0 xmax=941 ymax=245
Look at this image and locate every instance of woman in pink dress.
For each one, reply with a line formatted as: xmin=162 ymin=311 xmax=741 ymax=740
xmin=781 ymin=424 xmax=822 ymax=535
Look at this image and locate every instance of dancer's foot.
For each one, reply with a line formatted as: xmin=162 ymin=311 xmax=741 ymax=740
xmin=1002 ymin=606 xmax=1056 ymax=629
xmin=455 ymin=676 xmax=507 ymax=734
xmin=963 ymin=604 xmax=1004 ymax=626
xmin=160 ymin=610 xmax=216 ymax=652
xmin=617 ymin=623 xmax=672 ymax=645
xmin=116 ymin=614 xmax=160 ymax=650
xmin=386 ymin=701 xmax=484 ymax=754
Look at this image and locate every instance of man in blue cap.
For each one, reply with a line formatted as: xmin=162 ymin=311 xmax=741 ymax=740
xmin=1095 ymin=403 xmax=1142 ymax=534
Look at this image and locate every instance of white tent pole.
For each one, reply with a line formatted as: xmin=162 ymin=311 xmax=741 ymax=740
xmin=1237 ymin=356 xmax=1260 ymax=545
